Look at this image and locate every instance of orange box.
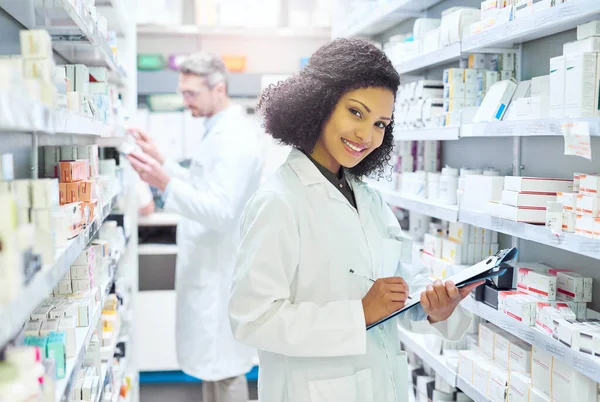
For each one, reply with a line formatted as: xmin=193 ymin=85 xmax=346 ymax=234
xmin=58 ymin=183 xmax=67 ymax=205
xmin=79 ymin=180 xmax=94 ymax=202
xmin=59 ymin=161 xmax=76 ymax=183
xmin=66 ymin=182 xmax=80 ymax=203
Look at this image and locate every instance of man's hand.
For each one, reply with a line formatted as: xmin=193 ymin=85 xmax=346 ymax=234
xmin=421 ymin=280 xmax=484 ymax=324
xmin=127 ymin=152 xmax=171 ymax=192
xmin=361 ymin=277 xmax=409 ymax=327
xmin=128 ymin=128 xmax=164 ymax=165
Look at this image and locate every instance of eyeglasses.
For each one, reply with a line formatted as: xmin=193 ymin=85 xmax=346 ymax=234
xmin=179 ymin=89 xmax=210 ymax=100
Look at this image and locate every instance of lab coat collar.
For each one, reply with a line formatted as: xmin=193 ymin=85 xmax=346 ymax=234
xmin=204 ymin=103 xmax=244 ymax=134
xmin=287 ymin=148 xmax=373 ymax=215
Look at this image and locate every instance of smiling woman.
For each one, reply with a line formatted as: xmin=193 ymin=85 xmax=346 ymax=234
xmin=229 ymin=38 xmax=475 ymax=402
xmin=257 ymin=38 xmax=400 ymax=178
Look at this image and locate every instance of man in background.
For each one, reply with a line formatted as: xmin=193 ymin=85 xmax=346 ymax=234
xmin=127 ymin=52 xmax=263 ymax=402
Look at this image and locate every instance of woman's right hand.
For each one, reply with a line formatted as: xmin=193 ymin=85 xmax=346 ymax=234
xmin=361 ymin=277 xmax=409 ymax=326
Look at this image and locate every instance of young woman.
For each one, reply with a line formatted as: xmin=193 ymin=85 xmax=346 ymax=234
xmin=229 ymin=38 xmax=480 ymax=402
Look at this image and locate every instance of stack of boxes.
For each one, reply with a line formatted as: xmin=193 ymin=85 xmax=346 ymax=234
xmin=549 ymin=20 xmax=600 ymax=119
xmin=71 ymin=366 xmax=101 ymax=402
xmin=19 ymin=30 xmax=57 ymax=107
xmin=423 ymin=221 xmax=499 ymax=267
xmin=486 ymin=176 xmax=573 ymax=223
xmin=460 ymin=321 xmax=599 ymax=402
xmin=395 ymin=80 xmax=444 ymax=130
xmin=458 ymin=322 xmax=532 ymax=402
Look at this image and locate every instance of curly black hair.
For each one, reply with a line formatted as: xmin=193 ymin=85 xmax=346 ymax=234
xmin=257 ymin=38 xmax=400 ymax=178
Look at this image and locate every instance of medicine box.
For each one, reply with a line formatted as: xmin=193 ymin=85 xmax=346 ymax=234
xmin=472 ymin=359 xmax=494 ymax=395
xmin=563 ymin=211 xmax=576 ymax=233
xmin=576 ymin=194 xmax=600 ymax=217
xmin=479 ymin=322 xmax=496 ymax=360
xmin=531 ymin=75 xmax=550 ymax=97
xmin=47 ymin=332 xmax=66 ymax=379
xmin=508 ymin=371 xmax=532 ymax=402
xmin=443 ymin=68 xmax=465 ymax=84
xmin=557 ymin=192 xmax=576 ymax=212
xmin=473 ymin=79 xmax=518 ymax=122
xmin=442 ymin=238 xmax=464 ymax=264
xmin=504 ymin=294 xmax=536 ymax=326
xmin=500 ymin=204 xmax=547 ymax=224
xmin=563 ymin=37 xmax=600 ymax=55
xmin=531 ymin=346 xmax=552 ymax=398
xmin=529 ymin=387 xmax=550 ymax=402
xmin=488 ymin=366 xmax=509 ymax=402
xmin=579 ymin=174 xmax=600 ymax=195
xmin=509 ymin=340 xmax=532 ymax=373
xmin=564 ymin=53 xmax=599 ymax=118
xmin=555 ymin=271 xmax=592 ymax=302
xmin=501 ymin=190 xmax=557 ymax=208
xmin=20 ymin=30 xmax=53 ymax=59
xmin=577 ymin=20 xmax=600 ymax=41
xmin=576 ymin=214 xmax=594 ymax=238
xmin=551 ymin=356 xmax=597 ymax=402
xmin=493 ymin=330 xmax=514 ymax=370
xmin=549 ymin=56 xmax=566 ymax=118
xmin=526 ymin=271 xmax=557 ymax=300
xmin=504 ymin=176 xmax=573 ymax=193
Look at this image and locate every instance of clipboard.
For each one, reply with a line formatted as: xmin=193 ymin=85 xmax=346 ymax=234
xmin=366 ymin=247 xmax=518 ymax=330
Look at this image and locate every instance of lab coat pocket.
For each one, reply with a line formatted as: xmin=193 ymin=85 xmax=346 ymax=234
xmin=394 ymin=351 xmax=409 ymax=401
xmin=307 ymin=368 xmax=374 ymax=402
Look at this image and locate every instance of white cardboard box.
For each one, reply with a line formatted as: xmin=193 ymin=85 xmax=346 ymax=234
xmin=579 ymin=174 xmax=600 ymax=195
xmin=501 ymin=190 xmax=557 ymax=208
xmin=509 ymin=340 xmax=532 ymax=373
xmin=479 ymin=322 xmax=497 ymax=360
xmin=576 ymin=194 xmax=600 ymax=217
xmin=442 ymin=238 xmax=464 ymax=264
xmin=577 ymin=20 xmax=600 ymax=40
xmin=500 ymin=204 xmax=547 ymax=224
xmin=551 ymin=357 xmax=597 ymax=402
xmin=565 ymin=53 xmax=599 ymax=118
xmin=473 ymin=79 xmax=518 ymax=122
xmin=529 ymin=387 xmax=551 ymax=402
xmin=549 ymin=56 xmax=566 ymax=118
xmin=576 ymin=214 xmax=595 ymax=238
xmin=563 ymin=37 xmax=600 ymax=55
xmin=504 ymin=176 xmax=573 ymax=193
xmin=488 ymin=366 xmax=509 ymax=402
xmin=494 ymin=330 xmax=516 ymax=370
xmin=557 ymin=192 xmax=577 ymax=212
xmin=526 ymin=271 xmax=557 ymax=300
xmin=462 ymin=175 xmax=505 ymax=213
xmin=531 ymin=346 xmax=553 ymax=398
xmin=531 ymin=75 xmax=550 ymax=97
xmin=473 ymin=359 xmax=494 ymax=394
xmin=555 ymin=271 xmax=592 ymax=302
xmin=508 ymin=372 xmax=532 ymax=402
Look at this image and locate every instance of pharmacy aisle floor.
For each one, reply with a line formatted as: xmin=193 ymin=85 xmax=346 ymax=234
xmin=140 ymin=382 xmax=259 ymax=401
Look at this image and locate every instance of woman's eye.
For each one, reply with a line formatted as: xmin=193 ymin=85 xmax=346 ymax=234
xmin=375 ymin=122 xmax=387 ymax=129
xmin=349 ymin=108 xmax=362 ymax=118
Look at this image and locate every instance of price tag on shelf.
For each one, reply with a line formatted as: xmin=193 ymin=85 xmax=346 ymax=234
xmin=563 ymin=121 xmax=592 ymax=160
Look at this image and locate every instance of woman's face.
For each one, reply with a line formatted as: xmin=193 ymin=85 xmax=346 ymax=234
xmin=312 ymin=87 xmax=394 ymax=174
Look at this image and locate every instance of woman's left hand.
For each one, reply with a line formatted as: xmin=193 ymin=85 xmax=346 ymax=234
xmin=421 ymin=280 xmax=485 ymax=323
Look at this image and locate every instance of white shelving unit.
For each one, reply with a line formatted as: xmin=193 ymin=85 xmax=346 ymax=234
xmin=461 ymin=297 xmax=600 ymax=383
xmin=0 ymin=92 xmax=125 ymax=137
xmin=136 ymin=24 xmax=331 ymax=39
xmin=380 ymin=190 xmax=459 ymax=222
xmin=398 ymin=327 xmax=457 ymax=386
xmin=391 ymin=118 xmax=600 ymax=140
xmin=460 ymin=209 xmax=600 ymax=260
xmin=462 ymin=0 xmax=600 ymax=52
xmin=0 ymin=192 xmax=119 ymax=349
xmin=456 ymin=376 xmax=492 ymax=402
xmin=394 ymin=126 xmax=460 ymax=141
xmin=395 ymin=43 xmax=462 ymax=76
xmin=334 ymin=0 xmax=444 ymax=38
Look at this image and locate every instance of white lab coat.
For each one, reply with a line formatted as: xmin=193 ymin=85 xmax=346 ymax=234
xmin=162 ymin=104 xmax=263 ymax=381
xmin=229 ymin=149 xmax=472 ymax=402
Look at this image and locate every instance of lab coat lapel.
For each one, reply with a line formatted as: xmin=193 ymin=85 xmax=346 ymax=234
xmin=348 ymin=178 xmax=373 ymax=227
xmin=287 ymin=149 xmax=357 ymax=208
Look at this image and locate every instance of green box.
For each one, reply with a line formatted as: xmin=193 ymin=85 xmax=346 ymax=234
xmin=47 ymin=332 xmax=66 ymax=379
xmin=24 ymin=335 xmax=48 ymax=358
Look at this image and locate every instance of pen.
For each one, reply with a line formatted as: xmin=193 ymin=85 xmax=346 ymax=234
xmin=348 ymin=269 xmax=412 ymax=299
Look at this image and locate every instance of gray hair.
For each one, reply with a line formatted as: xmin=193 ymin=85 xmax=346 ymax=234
xmin=179 ymin=52 xmax=228 ymax=87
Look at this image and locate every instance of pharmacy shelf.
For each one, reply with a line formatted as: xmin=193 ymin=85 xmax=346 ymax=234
xmin=0 ymin=92 xmax=126 ymax=137
xmin=459 ymin=209 xmax=600 ymax=261
xmin=137 ymin=212 xmax=180 ymax=227
xmin=334 ymin=0 xmax=443 ymax=37
xmin=56 ymin=286 xmax=105 ymax=402
xmin=96 ymin=0 xmax=130 ymax=38
xmin=94 ymin=364 xmax=109 ymax=402
xmin=0 ymin=192 xmax=120 ymax=350
xmin=380 ymin=190 xmax=459 ymax=222
xmin=397 ymin=327 xmax=457 ymax=386
xmin=460 ymin=118 xmax=600 ymax=138
xmin=462 ymin=0 xmax=600 ymax=52
xmin=136 ymin=24 xmax=331 ymax=39
xmin=394 ymin=127 xmax=460 ymax=141
xmin=461 ymin=297 xmax=600 ymax=383
xmin=395 ymin=43 xmax=462 ymax=75
xmin=43 ymin=0 xmax=125 ymax=77
xmin=456 ymin=376 xmax=492 ymax=402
